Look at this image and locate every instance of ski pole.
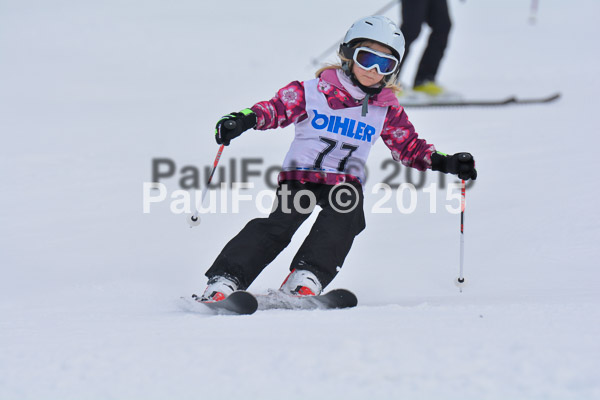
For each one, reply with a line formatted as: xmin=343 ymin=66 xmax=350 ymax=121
xmin=529 ymin=0 xmax=539 ymax=25
xmin=188 ymin=120 xmax=235 ymax=227
xmin=309 ymin=0 xmax=399 ymax=66
xmin=455 ymin=179 xmax=467 ymax=292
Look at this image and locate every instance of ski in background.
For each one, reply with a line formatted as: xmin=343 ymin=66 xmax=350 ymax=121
xmin=398 ymin=91 xmax=561 ymax=108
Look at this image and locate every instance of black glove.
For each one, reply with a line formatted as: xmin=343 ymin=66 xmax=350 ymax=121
xmin=215 ymin=108 xmax=257 ymax=146
xmin=431 ymin=152 xmax=477 ymax=180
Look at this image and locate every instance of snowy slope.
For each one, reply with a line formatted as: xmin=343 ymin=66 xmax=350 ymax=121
xmin=1 ymin=0 xmax=599 ymax=399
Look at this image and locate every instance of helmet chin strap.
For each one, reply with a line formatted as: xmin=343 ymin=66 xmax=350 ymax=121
xmin=341 ymin=62 xmax=383 ymax=95
xmin=341 ymin=61 xmax=383 ymax=116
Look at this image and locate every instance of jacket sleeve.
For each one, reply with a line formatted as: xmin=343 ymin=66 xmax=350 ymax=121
xmin=250 ymin=81 xmax=308 ymax=130
xmin=380 ymin=106 xmax=436 ymax=171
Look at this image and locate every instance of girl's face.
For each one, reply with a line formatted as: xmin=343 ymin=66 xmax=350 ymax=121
xmin=351 ymin=42 xmax=393 ymax=87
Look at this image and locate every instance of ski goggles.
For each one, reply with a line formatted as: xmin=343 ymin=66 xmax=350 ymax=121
xmin=352 ymin=47 xmax=399 ymax=75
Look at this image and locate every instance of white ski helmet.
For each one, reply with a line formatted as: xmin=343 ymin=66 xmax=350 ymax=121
xmin=341 ymin=15 xmax=405 ymax=62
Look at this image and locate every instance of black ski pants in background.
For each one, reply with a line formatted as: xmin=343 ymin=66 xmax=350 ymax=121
xmin=206 ymin=181 xmax=366 ymax=290
xmin=398 ymin=0 xmax=452 ymax=86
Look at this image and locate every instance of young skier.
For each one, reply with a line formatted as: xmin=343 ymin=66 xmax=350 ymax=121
xmin=200 ymin=15 xmax=477 ymax=302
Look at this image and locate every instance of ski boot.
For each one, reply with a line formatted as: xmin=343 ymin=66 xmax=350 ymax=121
xmin=200 ymin=275 xmax=239 ymax=302
xmin=413 ymin=80 xmax=445 ymax=96
xmin=280 ymin=269 xmax=322 ymax=296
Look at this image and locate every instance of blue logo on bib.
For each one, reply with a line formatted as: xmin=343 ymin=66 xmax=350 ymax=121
xmin=310 ymin=110 xmax=376 ymax=142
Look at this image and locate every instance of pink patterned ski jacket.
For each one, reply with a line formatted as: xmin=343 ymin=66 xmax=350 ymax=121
xmin=250 ymin=68 xmax=436 ymax=186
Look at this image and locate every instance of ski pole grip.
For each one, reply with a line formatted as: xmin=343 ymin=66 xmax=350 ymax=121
xmin=458 ymin=153 xmax=472 ymax=162
xmin=224 ymin=120 xmax=237 ymax=130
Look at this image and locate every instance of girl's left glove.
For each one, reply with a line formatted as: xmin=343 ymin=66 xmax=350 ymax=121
xmin=215 ymin=108 xmax=257 ymax=146
xmin=431 ymin=152 xmax=477 ymax=180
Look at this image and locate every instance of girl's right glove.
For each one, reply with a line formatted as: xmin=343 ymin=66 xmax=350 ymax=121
xmin=431 ymin=152 xmax=477 ymax=180
xmin=215 ymin=108 xmax=257 ymax=146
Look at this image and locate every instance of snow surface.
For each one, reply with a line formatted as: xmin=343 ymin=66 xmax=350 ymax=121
xmin=1 ymin=0 xmax=599 ymax=399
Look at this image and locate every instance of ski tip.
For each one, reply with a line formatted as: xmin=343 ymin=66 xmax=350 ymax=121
xmin=224 ymin=291 xmax=259 ymax=315
xmin=188 ymin=291 xmax=258 ymax=315
xmin=326 ymin=289 xmax=358 ymax=308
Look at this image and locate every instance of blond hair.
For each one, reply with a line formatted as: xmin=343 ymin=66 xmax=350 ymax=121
xmin=315 ymin=40 xmax=402 ymax=95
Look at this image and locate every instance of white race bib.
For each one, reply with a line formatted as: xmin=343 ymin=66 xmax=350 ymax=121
xmin=282 ymin=78 xmax=388 ymax=183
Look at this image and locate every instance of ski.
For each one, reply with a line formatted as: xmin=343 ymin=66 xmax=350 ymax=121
xmin=399 ymin=92 xmax=561 ymax=108
xmin=256 ymin=288 xmax=358 ymax=311
xmin=182 ymin=290 xmax=258 ymax=315
xmin=180 ymin=289 xmax=356 ymax=314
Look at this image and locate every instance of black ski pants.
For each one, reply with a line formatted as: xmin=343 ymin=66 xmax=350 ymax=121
xmin=398 ymin=0 xmax=452 ymax=86
xmin=205 ymin=181 xmax=366 ymax=290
